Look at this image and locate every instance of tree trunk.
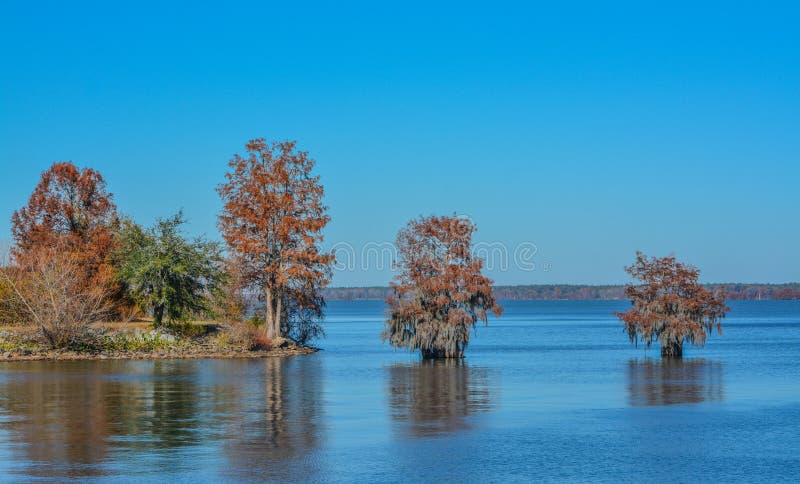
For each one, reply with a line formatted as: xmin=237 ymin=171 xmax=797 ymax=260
xmin=154 ymin=305 xmax=165 ymax=327
xmin=264 ymin=288 xmax=277 ymax=339
xmin=274 ymin=296 xmax=283 ymax=340
xmin=421 ymin=347 xmax=464 ymax=359
xmin=661 ymin=341 xmax=683 ymax=358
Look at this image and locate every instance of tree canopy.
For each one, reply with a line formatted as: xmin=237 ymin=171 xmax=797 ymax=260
xmin=115 ymin=213 xmax=223 ymax=327
xmin=217 ymin=138 xmax=333 ymax=342
xmin=616 ymin=252 xmax=729 ymax=358
xmin=11 ymin=161 xmax=118 ymax=286
xmin=383 ymin=215 xmax=503 ymax=358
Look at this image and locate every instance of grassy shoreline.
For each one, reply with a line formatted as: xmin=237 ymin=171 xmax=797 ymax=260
xmin=0 ymin=346 xmax=317 ymax=362
xmin=0 ymin=321 xmax=317 ymax=362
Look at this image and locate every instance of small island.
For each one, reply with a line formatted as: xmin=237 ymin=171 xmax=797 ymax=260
xmin=1 ymin=140 xmax=332 ymax=361
xmin=0 ymin=322 xmax=315 ymax=362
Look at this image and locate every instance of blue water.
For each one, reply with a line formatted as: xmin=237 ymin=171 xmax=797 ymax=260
xmin=0 ymin=300 xmax=799 ymax=482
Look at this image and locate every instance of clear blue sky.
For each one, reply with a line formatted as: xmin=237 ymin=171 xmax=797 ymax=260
xmin=1 ymin=1 xmax=798 ymax=286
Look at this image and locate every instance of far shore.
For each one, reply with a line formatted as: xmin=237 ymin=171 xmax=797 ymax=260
xmin=322 ymin=283 xmax=800 ymax=301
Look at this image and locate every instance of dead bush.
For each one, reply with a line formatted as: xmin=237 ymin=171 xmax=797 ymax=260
xmin=0 ymin=273 xmax=25 ymax=325
xmin=249 ymin=334 xmax=273 ymax=351
xmin=219 ymin=321 xmax=272 ymax=351
xmin=0 ymin=247 xmax=111 ymax=349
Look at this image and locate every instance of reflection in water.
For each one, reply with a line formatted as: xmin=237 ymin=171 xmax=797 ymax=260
xmin=222 ymin=356 xmax=324 ymax=481
xmin=0 ymin=357 xmax=324 ymax=480
xmin=627 ymin=359 xmax=724 ymax=406
xmin=387 ymin=360 xmax=495 ymax=438
xmin=0 ymin=362 xmax=113 ymax=478
xmin=0 ymin=360 xmax=208 ymax=478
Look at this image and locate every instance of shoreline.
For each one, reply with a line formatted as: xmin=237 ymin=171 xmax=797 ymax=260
xmin=0 ymin=345 xmax=318 ymax=362
xmin=0 ymin=322 xmax=319 ymax=363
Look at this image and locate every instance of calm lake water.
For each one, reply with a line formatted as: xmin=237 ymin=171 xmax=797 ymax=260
xmin=1 ymin=300 xmax=799 ymax=482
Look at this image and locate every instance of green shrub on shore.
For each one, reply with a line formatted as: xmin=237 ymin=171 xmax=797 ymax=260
xmin=0 ymin=339 xmax=19 ymax=353
xmin=0 ymin=330 xmax=42 ymax=354
xmin=103 ymin=331 xmax=175 ymax=352
xmin=167 ymin=321 xmax=213 ymax=339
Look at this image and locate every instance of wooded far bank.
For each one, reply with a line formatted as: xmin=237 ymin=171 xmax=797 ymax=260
xmin=322 ymin=283 xmax=800 ymax=301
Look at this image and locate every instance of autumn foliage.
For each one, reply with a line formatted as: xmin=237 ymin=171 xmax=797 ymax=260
xmin=1 ymin=163 xmax=122 ymax=345
xmin=217 ymin=138 xmax=334 ymax=342
xmin=11 ymin=162 xmax=118 ymax=287
xmin=0 ymin=155 xmax=740 ymax=360
xmin=383 ymin=215 xmax=503 ymax=358
xmin=616 ymin=252 xmax=729 ymax=358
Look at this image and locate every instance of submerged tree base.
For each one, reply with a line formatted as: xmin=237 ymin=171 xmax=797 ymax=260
xmin=421 ymin=349 xmax=464 ymax=359
xmin=661 ymin=342 xmax=684 ymax=358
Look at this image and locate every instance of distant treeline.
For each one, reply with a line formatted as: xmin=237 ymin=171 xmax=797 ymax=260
xmin=323 ymin=284 xmax=800 ymax=301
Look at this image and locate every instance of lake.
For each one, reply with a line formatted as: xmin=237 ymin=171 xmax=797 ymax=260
xmin=1 ymin=300 xmax=799 ymax=482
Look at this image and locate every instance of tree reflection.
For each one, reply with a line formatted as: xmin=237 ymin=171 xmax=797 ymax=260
xmin=0 ymin=360 xmax=212 ymax=478
xmin=0 ymin=357 xmax=327 ymax=479
xmin=0 ymin=361 xmax=116 ymax=478
xmin=222 ymin=355 xmax=324 ymax=481
xmin=106 ymin=360 xmax=204 ymax=449
xmin=626 ymin=358 xmax=724 ymax=406
xmin=387 ymin=359 xmax=494 ymax=438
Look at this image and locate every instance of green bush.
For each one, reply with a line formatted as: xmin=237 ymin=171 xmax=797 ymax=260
xmin=167 ymin=321 xmax=209 ymax=339
xmin=103 ymin=331 xmax=174 ymax=352
xmin=114 ymin=213 xmax=223 ymax=327
xmin=248 ymin=314 xmax=265 ymax=327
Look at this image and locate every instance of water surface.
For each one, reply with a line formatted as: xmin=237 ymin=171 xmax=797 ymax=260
xmin=1 ymin=300 xmax=799 ymax=482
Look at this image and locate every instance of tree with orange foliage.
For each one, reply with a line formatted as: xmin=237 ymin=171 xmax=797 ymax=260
xmin=383 ymin=215 xmax=503 ymax=359
xmin=11 ymin=162 xmax=118 ymax=287
xmin=217 ymin=139 xmax=334 ymax=342
xmin=616 ymin=252 xmax=728 ymax=358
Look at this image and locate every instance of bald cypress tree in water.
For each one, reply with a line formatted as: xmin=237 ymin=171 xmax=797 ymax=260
xmin=616 ymin=252 xmax=728 ymax=358
xmin=382 ymin=215 xmax=503 ymax=359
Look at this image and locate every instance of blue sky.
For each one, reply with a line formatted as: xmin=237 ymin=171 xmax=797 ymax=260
xmin=0 ymin=1 xmax=798 ymax=286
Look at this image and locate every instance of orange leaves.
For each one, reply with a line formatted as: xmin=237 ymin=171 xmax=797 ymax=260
xmin=10 ymin=162 xmax=118 ymax=291
xmin=217 ymin=138 xmax=333 ymax=340
xmin=616 ymin=252 xmax=728 ymax=357
xmin=383 ymin=214 xmax=502 ymax=358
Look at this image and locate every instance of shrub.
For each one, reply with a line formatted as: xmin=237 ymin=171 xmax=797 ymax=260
xmin=103 ymin=330 xmax=174 ymax=352
xmin=248 ymin=314 xmax=265 ymax=327
xmin=217 ymin=321 xmax=272 ymax=351
xmin=0 ymin=274 xmax=24 ymax=325
xmin=167 ymin=321 xmax=210 ymax=339
xmin=0 ymin=246 xmax=111 ymax=349
xmin=64 ymin=330 xmax=106 ymax=353
xmin=249 ymin=334 xmax=273 ymax=351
